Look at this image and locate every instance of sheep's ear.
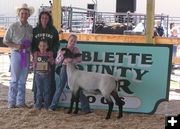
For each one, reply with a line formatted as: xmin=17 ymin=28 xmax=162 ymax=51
xmin=64 ymin=53 xmax=71 ymax=58
xmin=61 ymin=47 xmax=67 ymax=51
xmin=64 ymin=52 xmax=74 ymax=58
xmin=61 ymin=48 xmax=71 ymax=53
xmin=74 ymin=53 xmax=82 ymax=58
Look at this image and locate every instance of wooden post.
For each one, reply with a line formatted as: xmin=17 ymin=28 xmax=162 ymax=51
xmin=52 ymin=0 xmax=61 ymax=32
xmin=145 ymin=0 xmax=155 ymax=43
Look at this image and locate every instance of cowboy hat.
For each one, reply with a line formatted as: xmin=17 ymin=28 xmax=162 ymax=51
xmin=16 ymin=3 xmax=35 ymax=16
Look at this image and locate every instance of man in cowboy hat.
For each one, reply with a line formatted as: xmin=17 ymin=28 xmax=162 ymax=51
xmin=3 ymin=3 xmax=34 ymax=108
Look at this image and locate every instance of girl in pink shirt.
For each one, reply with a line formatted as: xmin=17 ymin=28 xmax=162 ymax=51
xmin=49 ymin=34 xmax=91 ymax=113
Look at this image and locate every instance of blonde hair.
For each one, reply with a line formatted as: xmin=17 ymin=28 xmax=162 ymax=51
xmin=68 ymin=34 xmax=77 ymax=41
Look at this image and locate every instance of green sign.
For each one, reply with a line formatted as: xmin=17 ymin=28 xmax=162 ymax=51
xmin=57 ymin=41 xmax=172 ymax=114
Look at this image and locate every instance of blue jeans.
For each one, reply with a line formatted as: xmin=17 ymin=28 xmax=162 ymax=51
xmin=35 ymin=72 xmax=50 ymax=109
xmin=49 ymin=65 xmax=90 ymax=112
xmin=8 ymin=51 xmax=29 ymax=106
xmin=32 ymin=64 xmax=56 ymax=105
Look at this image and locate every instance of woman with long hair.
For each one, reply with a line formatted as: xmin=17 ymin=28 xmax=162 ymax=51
xmin=31 ymin=11 xmax=59 ymax=105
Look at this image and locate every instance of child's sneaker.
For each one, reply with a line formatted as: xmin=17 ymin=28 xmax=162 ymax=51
xmin=48 ymin=108 xmax=54 ymax=112
xmin=8 ymin=104 xmax=16 ymax=109
xmin=16 ymin=104 xmax=29 ymax=108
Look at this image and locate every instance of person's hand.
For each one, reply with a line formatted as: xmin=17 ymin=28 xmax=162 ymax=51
xmin=30 ymin=54 xmax=33 ymax=62
xmin=15 ymin=44 xmax=22 ymax=51
xmin=21 ymin=44 xmax=26 ymax=49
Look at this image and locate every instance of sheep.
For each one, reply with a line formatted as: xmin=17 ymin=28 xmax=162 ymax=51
xmin=66 ymin=62 xmax=133 ymax=119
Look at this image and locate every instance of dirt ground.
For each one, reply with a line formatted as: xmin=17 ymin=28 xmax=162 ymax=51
xmin=0 ymin=72 xmax=180 ymax=129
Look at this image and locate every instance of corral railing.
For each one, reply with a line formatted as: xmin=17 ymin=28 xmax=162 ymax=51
xmin=0 ymin=6 xmax=179 ymax=37
xmin=61 ymin=7 xmax=170 ymax=36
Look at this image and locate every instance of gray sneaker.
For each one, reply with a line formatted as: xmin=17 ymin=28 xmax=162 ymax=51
xmin=16 ymin=104 xmax=29 ymax=108
xmin=48 ymin=108 xmax=54 ymax=112
xmin=8 ymin=104 xmax=16 ymax=108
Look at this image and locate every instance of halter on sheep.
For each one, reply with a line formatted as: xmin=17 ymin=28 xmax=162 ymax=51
xmin=61 ymin=48 xmax=133 ymax=119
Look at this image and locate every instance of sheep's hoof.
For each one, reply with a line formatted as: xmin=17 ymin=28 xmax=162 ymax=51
xmin=67 ymin=110 xmax=72 ymax=114
xmin=117 ymin=115 xmax=123 ymax=119
xmin=105 ymin=116 xmax=110 ymax=120
xmin=73 ymin=110 xmax=78 ymax=114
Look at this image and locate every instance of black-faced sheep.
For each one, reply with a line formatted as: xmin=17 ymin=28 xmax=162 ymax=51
xmin=59 ymin=47 xmax=133 ymax=119
xmin=66 ymin=62 xmax=133 ymax=119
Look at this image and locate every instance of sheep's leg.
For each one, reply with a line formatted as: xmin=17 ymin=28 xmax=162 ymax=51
xmin=73 ymin=89 xmax=81 ymax=114
xmin=111 ymin=91 xmax=125 ymax=119
xmin=105 ymin=97 xmax=114 ymax=119
xmin=67 ymin=94 xmax=75 ymax=114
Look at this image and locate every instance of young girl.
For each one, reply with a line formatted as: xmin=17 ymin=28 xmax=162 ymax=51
xmin=49 ymin=34 xmax=91 ymax=113
xmin=33 ymin=39 xmax=54 ymax=110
